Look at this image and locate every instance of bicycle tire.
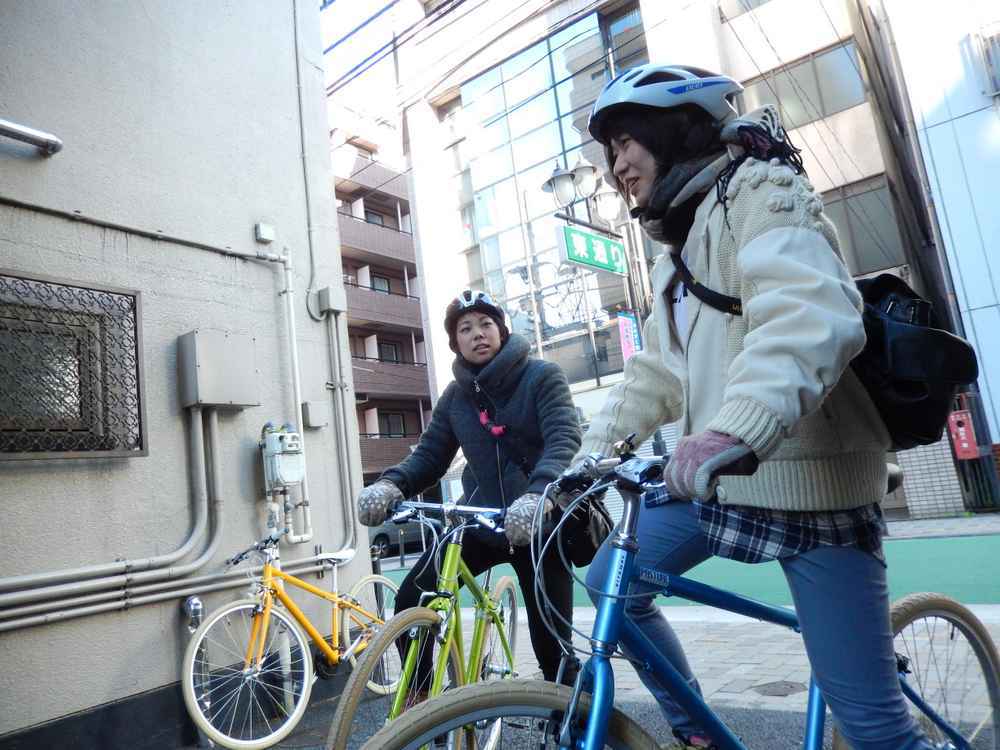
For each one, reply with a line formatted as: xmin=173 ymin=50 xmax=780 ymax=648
xmin=358 ymin=678 xmax=658 ymax=750
xmin=832 ymin=592 xmax=1000 ymax=749
xmin=342 ymin=573 xmax=400 ymax=690
xmin=326 ymin=606 xmax=463 ymax=750
xmin=181 ymin=598 xmax=313 ymax=750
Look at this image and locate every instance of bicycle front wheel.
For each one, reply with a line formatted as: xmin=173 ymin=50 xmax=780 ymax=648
xmin=326 ymin=606 xmax=463 ymax=750
xmin=475 ymin=575 xmax=518 ymax=682
xmin=832 ymin=592 xmax=1000 ymax=749
xmin=359 ymin=679 xmax=658 ymax=750
xmin=181 ymin=599 xmax=313 ymax=750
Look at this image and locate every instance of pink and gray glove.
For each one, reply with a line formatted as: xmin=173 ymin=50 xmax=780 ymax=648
xmin=357 ymin=479 xmax=405 ymax=527
xmin=504 ymin=492 xmax=552 ymax=547
xmin=665 ymin=430 xmax=759 ymax=501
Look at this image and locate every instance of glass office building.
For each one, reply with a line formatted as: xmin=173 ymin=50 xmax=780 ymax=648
xmin=438 ymin=7 xmax=647 ymax=385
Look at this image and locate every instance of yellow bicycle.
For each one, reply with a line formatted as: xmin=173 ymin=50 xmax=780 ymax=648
xmin=181 ymin=533 xmax=398 ymax=750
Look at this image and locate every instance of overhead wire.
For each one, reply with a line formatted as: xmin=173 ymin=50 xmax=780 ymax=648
xmin=732 ymin=0 xmax=898 ymax=266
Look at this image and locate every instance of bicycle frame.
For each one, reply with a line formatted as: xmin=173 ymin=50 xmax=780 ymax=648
xmin=247 ymin=560 xmax=385 ymax=669
xmin=388 ymin=528 xmax=516 ymax=720
xmin=567 ymin=474 xmax=973 ymax=750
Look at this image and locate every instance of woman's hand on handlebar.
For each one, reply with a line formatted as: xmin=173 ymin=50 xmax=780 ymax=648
xmin=357 ymin=479 xmax=405 ymax=526
xmin=664 ymin=430 xmax=758 ymax=501
xmin=504 ymin=492 xmax=552 ymax=546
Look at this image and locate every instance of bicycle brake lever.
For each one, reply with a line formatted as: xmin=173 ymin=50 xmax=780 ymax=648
xmin=473 ymin=513 xmax=499 ymax=532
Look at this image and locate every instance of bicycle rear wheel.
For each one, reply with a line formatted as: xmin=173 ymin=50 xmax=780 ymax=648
xmin=832 ymin=592 xmax=1000 ymax=749
xmin=181 ymin=599 xmax=313 ymax=750
xmin=341 ymin=573 xmax=400 ymax=691
xmin=326 ymin=606 xmax=463 ymax=750
xmin=358 ymin=679 xmax=657 ymax=750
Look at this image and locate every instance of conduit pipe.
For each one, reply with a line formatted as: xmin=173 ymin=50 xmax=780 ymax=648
xmin=0 ymin=563 xmax=327 ymax=633
xmin=0 ymin=554 xmax=332 ymax=624
xmin=0 ymin=118 xmax=63 ymax=155
xmin=328 ymin=310 xmax=358 ymax=552
xmin=277 ymin=248 xmax=313 ymax=544
xmin=0 ymin=408 xmax=222 ymax=609
xmin=0 ymin=407 xmax=211 ymax=595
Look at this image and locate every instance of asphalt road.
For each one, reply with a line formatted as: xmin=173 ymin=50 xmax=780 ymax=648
xmin=267 ymin=692 xmax=835 ymax=749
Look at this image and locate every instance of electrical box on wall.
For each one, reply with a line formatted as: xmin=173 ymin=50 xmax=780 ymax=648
xmin=178 ymin=329 xmax=261 ymax=408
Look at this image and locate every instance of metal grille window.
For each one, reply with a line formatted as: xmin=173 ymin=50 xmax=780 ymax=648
xmin=0 ymin=271 xmax=146 ymax=459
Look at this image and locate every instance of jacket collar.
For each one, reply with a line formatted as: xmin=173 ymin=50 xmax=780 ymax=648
xmin=452 ymin=333 xmax=531 ymax=397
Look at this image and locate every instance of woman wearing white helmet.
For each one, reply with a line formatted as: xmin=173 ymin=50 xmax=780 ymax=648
xmin=572 ymin=64 xmax=931 ymax=749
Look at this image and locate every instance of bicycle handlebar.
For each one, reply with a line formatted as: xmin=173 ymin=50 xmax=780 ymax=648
xmin=226 ymin=531 xmax=281 ymax=566
xmin=389 ymin=500 xmax=506 ymax=534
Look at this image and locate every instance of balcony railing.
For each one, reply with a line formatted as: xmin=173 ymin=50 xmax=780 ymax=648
xmin=338 ymin=211 xmax=411 ymax=235
xmin=352 ymin=356 xmax=431 ymax=398
xmin=338 ymin=212 xmax=415 ymax=264
xmin=343 ymin=280 xmax=419 ymax=301
xmin=345 ymin=282 xmax=421 ymax=330
xmin=360 ymin=434 xmax=419 ymax=473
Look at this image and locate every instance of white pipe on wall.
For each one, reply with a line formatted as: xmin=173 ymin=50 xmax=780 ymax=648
xmin=280 ymin=249 xmax=313 ymax=544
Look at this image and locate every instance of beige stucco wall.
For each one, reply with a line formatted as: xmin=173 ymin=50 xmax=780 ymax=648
xmin=0 ymin=0 xmax=370 ymax=735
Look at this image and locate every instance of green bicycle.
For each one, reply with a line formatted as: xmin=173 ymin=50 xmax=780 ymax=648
xmin=326 ymin=499 xmax=518 ymax=750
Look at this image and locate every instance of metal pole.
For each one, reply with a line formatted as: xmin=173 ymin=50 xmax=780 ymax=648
xmin=580 ymin=272 xmax=601 ymax=388
xmin=520 ymin=190 xmax=546 ymax=359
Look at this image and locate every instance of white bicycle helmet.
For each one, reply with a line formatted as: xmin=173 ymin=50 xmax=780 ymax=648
xmin=588 ymin=64 xmax=743 ymax=145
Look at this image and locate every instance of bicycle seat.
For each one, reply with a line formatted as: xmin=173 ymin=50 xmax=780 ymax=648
xmin=886 ymin=463 xmax=903 ymax=495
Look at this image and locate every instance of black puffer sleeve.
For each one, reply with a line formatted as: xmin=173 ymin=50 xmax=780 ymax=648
xmin=526 ymin=362 xmax=581 ymax=494
xmin=380 ymin=384 xmax=460 ymax=498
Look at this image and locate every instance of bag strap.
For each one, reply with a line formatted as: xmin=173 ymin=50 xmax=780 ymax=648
xmin=670 ymin=253 xmax=743 ymax=316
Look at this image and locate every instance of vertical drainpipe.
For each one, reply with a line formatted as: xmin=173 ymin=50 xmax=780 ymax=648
xmin=281 ymin=250 xmax=313 ymax=543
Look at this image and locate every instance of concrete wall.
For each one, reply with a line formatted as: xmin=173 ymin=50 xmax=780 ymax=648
xmin=884 ymin=0 xmax=1000 ymax=440
xmin=0 ymin=1 xmax=369 ymax=736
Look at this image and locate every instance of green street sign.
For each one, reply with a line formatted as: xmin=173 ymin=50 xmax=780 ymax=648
xmin=557 ymin=224 xmax=627 ymax=276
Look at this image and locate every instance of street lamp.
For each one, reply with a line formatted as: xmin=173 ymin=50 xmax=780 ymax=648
xmin=541 ymin=157 xmax=601 ymax=210
xmin=593 ymin=178 xmax=622 ymax=225
xmin=540 ymin=163 xmax=576 ymax=209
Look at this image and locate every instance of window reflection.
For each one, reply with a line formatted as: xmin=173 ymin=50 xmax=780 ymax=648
xmin=823 ymin=177 xmax=905 ymax=276
xmin=447 ymin=8 xmax=648 ymax=384
xmin=738 ymin=43 xmax=866 ymax=128
xmin=511 ymin=121 xmax=563 ymax=172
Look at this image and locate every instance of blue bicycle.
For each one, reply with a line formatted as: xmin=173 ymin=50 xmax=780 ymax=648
xmin=357 ymin=448 xmax=1000 ymax=750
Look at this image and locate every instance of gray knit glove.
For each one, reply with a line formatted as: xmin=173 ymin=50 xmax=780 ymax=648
xmin=357 ymin=479 xmax=404 ymax=527
xmin=504 ymin=492 xmax=552 ymax=547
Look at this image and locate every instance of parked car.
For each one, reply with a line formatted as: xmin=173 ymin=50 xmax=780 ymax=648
xmin=367 ymin=510 xmax=442 ymax=559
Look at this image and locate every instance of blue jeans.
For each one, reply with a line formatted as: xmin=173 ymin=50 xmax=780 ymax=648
xmin=585 ymin=500 xmax=930 ymax=750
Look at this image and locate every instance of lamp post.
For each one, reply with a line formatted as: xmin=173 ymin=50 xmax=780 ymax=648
xmin=542 ymin=157 xmax=610 ymax=386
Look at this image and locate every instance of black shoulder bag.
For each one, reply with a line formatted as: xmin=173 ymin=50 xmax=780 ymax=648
xmin=669 ymin=253 xmax=979 ymax=450
xmin=473 ymin=393 xmax=611 ymax=566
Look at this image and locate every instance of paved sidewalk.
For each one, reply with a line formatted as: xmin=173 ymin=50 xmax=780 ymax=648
xmin=885 ymin=512 xmax=1000 ymax=539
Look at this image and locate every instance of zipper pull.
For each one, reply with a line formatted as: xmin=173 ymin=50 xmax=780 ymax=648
xmin=473 ymin=379 xmax=481 ymax=393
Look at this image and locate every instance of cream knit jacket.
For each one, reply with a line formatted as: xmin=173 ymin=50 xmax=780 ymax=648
xmin=579 ymin=155 xmax=890 ymax=511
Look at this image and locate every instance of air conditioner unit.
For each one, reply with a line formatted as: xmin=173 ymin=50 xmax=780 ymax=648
xmin=343 ymin=273 xmax=357 ymax=285
xmin=974 ymin=23 xmax=1000 ymax=97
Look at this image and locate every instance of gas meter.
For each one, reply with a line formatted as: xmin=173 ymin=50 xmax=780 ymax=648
xmin=260 ymin=422 xmax=305 ymax=492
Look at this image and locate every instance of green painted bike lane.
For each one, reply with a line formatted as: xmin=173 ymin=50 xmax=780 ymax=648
xmin=382 ymin=534 xmax=1000 ymax=608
